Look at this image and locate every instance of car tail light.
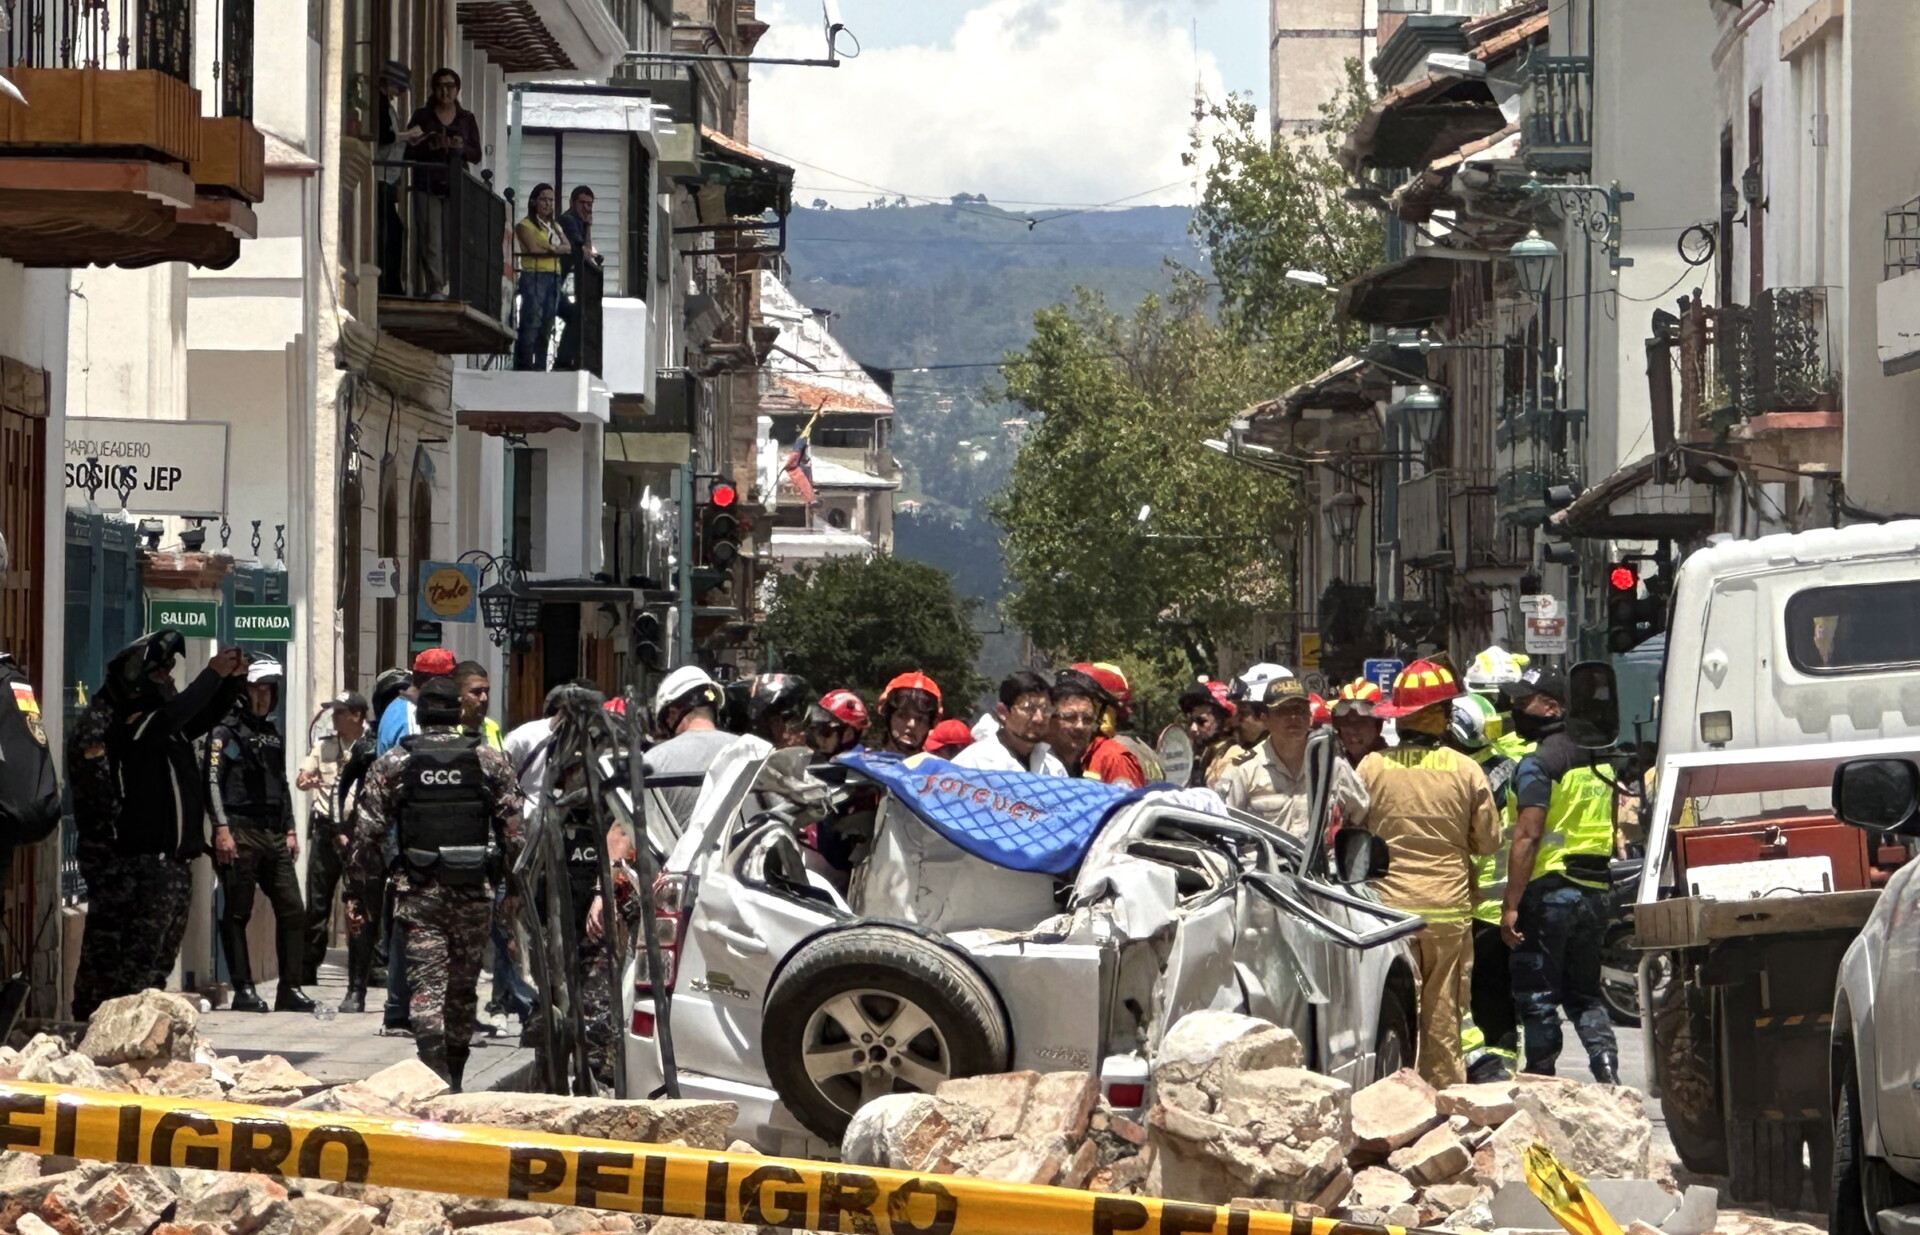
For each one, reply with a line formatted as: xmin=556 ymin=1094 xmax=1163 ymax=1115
xmin=633 ymin=873 xmax=686 ymax=1007
xmin=1106 ymin=1082 xmax=1145 ymax=1108
xmin=631 ymin=1009 xmax=655 ymax=1038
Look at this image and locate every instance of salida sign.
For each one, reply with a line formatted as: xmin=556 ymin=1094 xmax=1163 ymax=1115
xmin=63 ymin=418 xmax=230 ymax=517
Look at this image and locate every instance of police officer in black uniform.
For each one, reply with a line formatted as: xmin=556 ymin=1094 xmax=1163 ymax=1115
xmin=350 ymin=676 xmax=523 ymax=1088
xmin=208 ymin=655 xmax=314 ymax=1013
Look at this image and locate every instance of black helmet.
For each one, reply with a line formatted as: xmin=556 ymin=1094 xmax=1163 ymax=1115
xmin=372 ymin=668 xmax=412 ymax=722
xmin=749 ymin=673 xmax=811 ymax=728
xmin=101 ymin=630 xmax=186 ymax=709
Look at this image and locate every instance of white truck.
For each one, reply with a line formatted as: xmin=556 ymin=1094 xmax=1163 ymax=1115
xmin=1631 ymin=522 xmax=1920 ymax=1210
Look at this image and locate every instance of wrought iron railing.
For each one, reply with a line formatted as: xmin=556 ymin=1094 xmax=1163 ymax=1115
xmin=1740 ymin=287 xmax=1839 ymax=415
xmin=1522 ymin=56 xmax=1593 ymax=173
xmin=375 ymin=158 xmax=509 ymax=322
xmin=217 ymin=0 xmax=252 ymax=116
xmin=1 ymin=0 xmax=193 ymax=82
xmin=504 ymin=250 xmax=604 ymax=374
xmin=1886 ymin=195 xmax=1920 ymax=280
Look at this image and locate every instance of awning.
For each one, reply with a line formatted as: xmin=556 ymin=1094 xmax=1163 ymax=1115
xmin=1338 ymin=254 xmax=1460 ymax=326
xmin=691 ymin=127 xmax=794 ymax=221
xmin=456 ymin=0 xmax=626 ymax=79
xmin=1551 ymin=454 xmax=1714 ymax=539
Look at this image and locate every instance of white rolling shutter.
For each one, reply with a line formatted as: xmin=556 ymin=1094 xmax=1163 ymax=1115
xmin=514 ymin=133 xmax=558 ymax=224
xmin=565 ymin=132 xmax=625 ymax=292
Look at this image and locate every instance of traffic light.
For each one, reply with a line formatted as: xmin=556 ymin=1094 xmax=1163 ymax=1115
xmin=1605 ymin=561 xmax=1669 ymax=653
xmin=632 ymin=608 xmax=666 ymax=671
xmin=701 ymin=480 xmax=740 ymax=570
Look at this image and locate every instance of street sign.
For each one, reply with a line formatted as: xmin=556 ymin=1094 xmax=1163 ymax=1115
xmin=146 ymin=599 xmax=217 ymax=638
xmin=231 ymin=604 xmax=293 ymax=642
xmin=64 ymin=418 xmax=230 ymax=517
xmin=411 ymin=620 xmax=443 ymax=653
xmin=1520 ymin=593 xmax=1559 ymax=619
xmin=365 ymin=558 xmax=400 ymax=600
xmin=1525 ymin=615 xmax=1569 ymax=655
xmin=1363 ymin=658 xmax=1404 ymax=696
xmin=416 ymin=561 xmax=478 ymax=623
xmin=1299 ymin=631 xmax=1322 ymax=670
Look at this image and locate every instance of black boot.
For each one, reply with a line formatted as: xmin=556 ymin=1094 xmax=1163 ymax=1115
xmin=339 ymin=987 xmax=366 ymax=1014
xmin=275 ymin=986 xmax=316 ymax=1013
xmin=1590 ymin=1051 xmax=1620 ymax=1085
xmin=447 ymin=1047 xmax=469 ymax=1095
xmin=230 ymin=984 xmax=269 ymax=1013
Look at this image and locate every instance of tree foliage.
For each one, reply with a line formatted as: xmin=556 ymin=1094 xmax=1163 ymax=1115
xmin=760 ymin=554 xmax=988 ymax=705
xmin=993 ymin=71 xmax=1379 ymax=676
xmin=992 ymin=274 xmax=1298 ymax=674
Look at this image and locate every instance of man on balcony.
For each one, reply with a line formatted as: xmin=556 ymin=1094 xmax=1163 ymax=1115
xmin=402 ymin=67 xmax=482 ymax=300
xmin=555 ymin=186 xmax=603 ymax=371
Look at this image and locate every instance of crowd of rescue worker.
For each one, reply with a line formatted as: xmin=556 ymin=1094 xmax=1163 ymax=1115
xmin=48 ymin=627 xmax=1623 ymax=1099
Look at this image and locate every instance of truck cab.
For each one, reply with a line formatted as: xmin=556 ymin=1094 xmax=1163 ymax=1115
xmin=1635 ymin=522 xmax=1920 ymax=1211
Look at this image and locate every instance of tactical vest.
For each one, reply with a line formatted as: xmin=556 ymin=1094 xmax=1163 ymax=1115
xmin=218 ymin=718 xmax=288 ymax=822
xmin=1470 ymin=740 xmax=1528 ymax=924
xmin=395 ymin=733 xmax=494 ymax=887
xmin=564 ymin=816 xmax=601 ymax=905
xmin=1538 ymin=762 xmax=1615 ymax=889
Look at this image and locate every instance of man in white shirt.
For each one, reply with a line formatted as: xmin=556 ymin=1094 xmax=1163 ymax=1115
xmin=953 ymin=670 xmax=1066 ymax=776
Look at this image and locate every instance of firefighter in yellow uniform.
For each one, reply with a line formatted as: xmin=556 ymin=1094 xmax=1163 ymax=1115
xmin=1358 ymin=659 xmax=1501 ymax=1089
xmin=1499 ymin=667 xmax=1620 ymax=1082
xmin=1445 ymin=689 xmax=1533 ymax=1082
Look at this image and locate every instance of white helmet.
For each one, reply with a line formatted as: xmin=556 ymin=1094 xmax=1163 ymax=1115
xmin=246 ymin=655 xmax=283 ymax=686
xmin=653 ymin=665 xmax=721 ymax=718
xmin=1463 ymin=645 xmax=1526 ymax=694
xmin=1230 ymin=662 xmax=1299 ymax=707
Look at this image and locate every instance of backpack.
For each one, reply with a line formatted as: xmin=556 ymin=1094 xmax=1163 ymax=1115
xmin=0 ymin=658 xmax=61 ymax=846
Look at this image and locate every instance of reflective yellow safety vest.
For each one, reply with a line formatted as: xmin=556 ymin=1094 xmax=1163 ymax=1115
xmin=1470 ymin=734 xmax=1532 ymax=925
xmin=1539 ymin=760 xmax=1615 ymax=889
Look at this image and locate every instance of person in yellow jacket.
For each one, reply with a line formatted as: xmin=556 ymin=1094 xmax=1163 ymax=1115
xmin=1445 ymin=691 xmax=1532 ymax=1082
xmin=1500 ymin=667 xmax=1620 ymax=1083
xmin=1360 ymin=660 xmax=1500 ymax=1089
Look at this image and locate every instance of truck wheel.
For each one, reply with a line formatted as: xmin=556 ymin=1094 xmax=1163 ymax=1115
xmin=1728 ymin=1116 xmax=1805 ymax=1209
xmin=1651 ymin=954 xmax=1727 ymax=1176
xmin=762 ymin=925 xmax=1010 ymax=1142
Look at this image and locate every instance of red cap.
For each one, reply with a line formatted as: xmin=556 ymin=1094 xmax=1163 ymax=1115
xmin=927 ymin=720 xmax=975 ymax=751
xmin=411 ymin=648 xmax=456 ymax=677
xmin=819 ymin=688 xmax=869 ymax=728
xmin=881 ymin=672 xmax=943 ymax=706
xmin=603 ymin=697 xmax=627 ymax=715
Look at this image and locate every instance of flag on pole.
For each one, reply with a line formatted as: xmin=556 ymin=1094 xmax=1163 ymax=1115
xmin=783 ymin=407 xmax=822 ymax=507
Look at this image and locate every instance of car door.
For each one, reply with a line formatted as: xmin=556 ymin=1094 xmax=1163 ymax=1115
xmin=1873 ymin=856 xmax=1920 ymax=1159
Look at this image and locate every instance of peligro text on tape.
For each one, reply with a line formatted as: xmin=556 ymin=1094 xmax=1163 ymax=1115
xmin=0 ymin=1082 xmax=1437 ymax=1235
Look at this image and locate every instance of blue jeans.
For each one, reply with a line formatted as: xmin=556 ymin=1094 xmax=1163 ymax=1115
xmin=1510 ymin=874 xmax=1618 ymax=1073
xmin=490 ymin=884 xmax=534 ymax=1019
xmin=513 ymin=270 xmax=561 ymax=370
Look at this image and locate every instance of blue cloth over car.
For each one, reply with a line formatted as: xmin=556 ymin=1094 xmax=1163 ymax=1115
xmin=838 ymin=751 xmax=1137 ymax=874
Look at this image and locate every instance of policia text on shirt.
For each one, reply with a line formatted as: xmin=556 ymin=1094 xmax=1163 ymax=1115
xmin=0 ymin=1082 xmax=1438 ymax=1235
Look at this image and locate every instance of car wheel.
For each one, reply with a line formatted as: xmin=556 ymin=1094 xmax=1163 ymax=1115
xmin=1599 ymin=927 xmax=1647 ymax=1028
xmin=1651 ymin=953 xmax=1727 ymax=1176
xmin=1373 ymin=977 xmax=1416 ymax=1082
xmin=762 ymin=925 xmax=1009 ymax=1142
xmin=1833 ymin=1052 xmax=1919 ymax=1235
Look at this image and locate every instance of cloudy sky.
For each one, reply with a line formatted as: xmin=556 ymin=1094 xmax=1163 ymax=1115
xmin=749 ymin=0 xmax=1267 ymax=211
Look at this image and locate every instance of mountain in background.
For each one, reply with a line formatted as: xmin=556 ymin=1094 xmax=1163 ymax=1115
xmin=781 ymin=201 xmax=1202 ymax=642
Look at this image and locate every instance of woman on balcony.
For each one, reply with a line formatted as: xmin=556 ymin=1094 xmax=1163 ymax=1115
xmin=513 ymin=184 xmax=571 ymax=371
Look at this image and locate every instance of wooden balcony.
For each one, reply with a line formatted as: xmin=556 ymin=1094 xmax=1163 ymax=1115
xmin=0 ymin=69 xmax=259 ymax=268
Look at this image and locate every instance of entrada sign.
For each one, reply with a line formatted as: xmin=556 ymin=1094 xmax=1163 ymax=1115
xmin=231 ymin=605 xmax=293 ymax=641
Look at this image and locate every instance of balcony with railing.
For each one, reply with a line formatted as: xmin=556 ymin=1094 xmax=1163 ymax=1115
xmin=1701 ymin=287 xmax=1842 ymax=473
xmin=0 ymin=0 xmax=262 ymax=268
xmin=453 ymin=252 xmax=616 ymax=436
xmin=1880 ymin=195 xmax=1920 ymax=375
xmin=1520 ymin=56 xmax=1592 ymax=174
xmin=375 ymin=159 xmax=513 ymax=354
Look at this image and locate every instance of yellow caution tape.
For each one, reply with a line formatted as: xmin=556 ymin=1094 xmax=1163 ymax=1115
xmin=0 ymin=1081 xmax=1453 ymax=1235
xmin=1522 ymin=1143 xmax=1623 ymax=1235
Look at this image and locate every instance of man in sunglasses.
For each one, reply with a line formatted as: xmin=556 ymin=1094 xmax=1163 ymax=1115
xmin=1216 ymin=664 xmax=1371 ymax=838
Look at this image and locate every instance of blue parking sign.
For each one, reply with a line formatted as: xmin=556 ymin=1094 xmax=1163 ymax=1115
xmin=1363 ymin=658 xmax=1404 ymax=697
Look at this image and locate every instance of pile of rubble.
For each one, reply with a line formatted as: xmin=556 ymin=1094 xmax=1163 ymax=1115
xmin=0 ymin=990 xmax=739 ymax=1235
xmin=844 ymin=1010 xmax=1710 ymax=1235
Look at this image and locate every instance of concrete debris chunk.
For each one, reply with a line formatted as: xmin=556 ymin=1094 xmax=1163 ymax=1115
xmin=1436 ymin=1081 xmax=1520 ymax=1128
xmin=1510 ymin=1079 xmax=1654 ymax=1180
xmin=935 ymin=1071 xmax=1038 ymax=1140
xmin=173 ymin=1172 xmax=293 ymax=1235
xmin=76 ymin=990 xmax=204 ymax=1070
xmin=227 ymin=1055 xmax=326 ymax=1107
xmin=1350 ymin=1068 xmax=1444 ymax=1155
xmin=146 ymin=1061 xmax=226 ymax=1101
xmin=840 ymin=1093 xmax=977 ymax=1173
xmin=16 ymin=1034 xmax=132 ymax=1093
xmin=1349 ymin=1165 xmax=1417 ymax=1211
xmin=423 ymin=1094 xmax=736 ymax=1148
xmin=1387 ymin=1124 xmax=1472 ymax=1187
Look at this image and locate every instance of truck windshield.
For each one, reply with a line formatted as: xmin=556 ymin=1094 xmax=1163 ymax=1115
xmin=1784 ymin=579 xmax=1920 ymax=674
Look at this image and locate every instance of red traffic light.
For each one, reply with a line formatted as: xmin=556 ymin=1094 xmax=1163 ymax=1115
xmin=1609 ymin=565 xmax=1637 ymax=593
xmin=710 ymin=483 xmax=738 ymax=509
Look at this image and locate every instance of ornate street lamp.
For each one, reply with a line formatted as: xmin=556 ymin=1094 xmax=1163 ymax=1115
xmin=1392 ymin=384 xmax=1448 ymax=453
xmin=1508 ymin=229 xmax=1561 ymax=297
xmin=1324 ymin=491 xmax=1364 ymax=547
xmin=463 ymin=549 xmax=538 ymax=649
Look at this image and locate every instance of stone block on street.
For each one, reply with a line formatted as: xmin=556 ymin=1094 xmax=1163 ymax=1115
xmin=77 ymin=990 xmax=204 ymax=1069
xmin=1511 ymin=1079 xmax=1653 ymax=1180
xmin=841 ymin=1093 xmax=977 ymax=1172
xmin=1349 ymin=1165 xmax=1416 ymax=1211
xmin=1437 ymin=1081 xmax=1519 ymax=1127
xmin=423 ymin=1094 xmax=736 ymax=1148
xmin=934 ymin=1071 xmax=1038 ymax=1140
xmin=1351 ymin=1068 xmax=1443 ymax=1154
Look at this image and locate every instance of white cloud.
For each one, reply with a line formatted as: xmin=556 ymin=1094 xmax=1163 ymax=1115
xmin=749 ymin=0 xmax=1228 ymax=209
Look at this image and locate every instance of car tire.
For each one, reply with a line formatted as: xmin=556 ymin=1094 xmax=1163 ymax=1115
xmin=1600 ymin=926 xmax=1644 ymax=1029
xmin=762 ymin=925 xmax=1010 ymax=1142
xmin=1832 ymin=1051 xmax=1919 ymax=1235
xmin=1651 ymin=954 xmax=1728 ymax=1176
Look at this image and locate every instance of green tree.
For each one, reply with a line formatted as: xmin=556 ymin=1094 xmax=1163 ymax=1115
xmin=991 ymin=274 xmax=1299 ymax=675
xmin=760 ymin=555 xmax=988 ymax=705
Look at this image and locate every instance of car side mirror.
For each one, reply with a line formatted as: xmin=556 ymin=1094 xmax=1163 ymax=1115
xmin=1832 ymin=758 xmax=1920 ymax=834
xmin=1332 ymin=829 xmax=1390 ymax=885
xmin=1566 ymin=660 xmax=1620 ymax=749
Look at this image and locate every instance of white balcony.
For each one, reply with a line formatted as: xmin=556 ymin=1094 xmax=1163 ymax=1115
xmin=452 ymin=367 xmax=610 ymax=436
xmin=600 ymin=297 xmax=655 ymax=403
